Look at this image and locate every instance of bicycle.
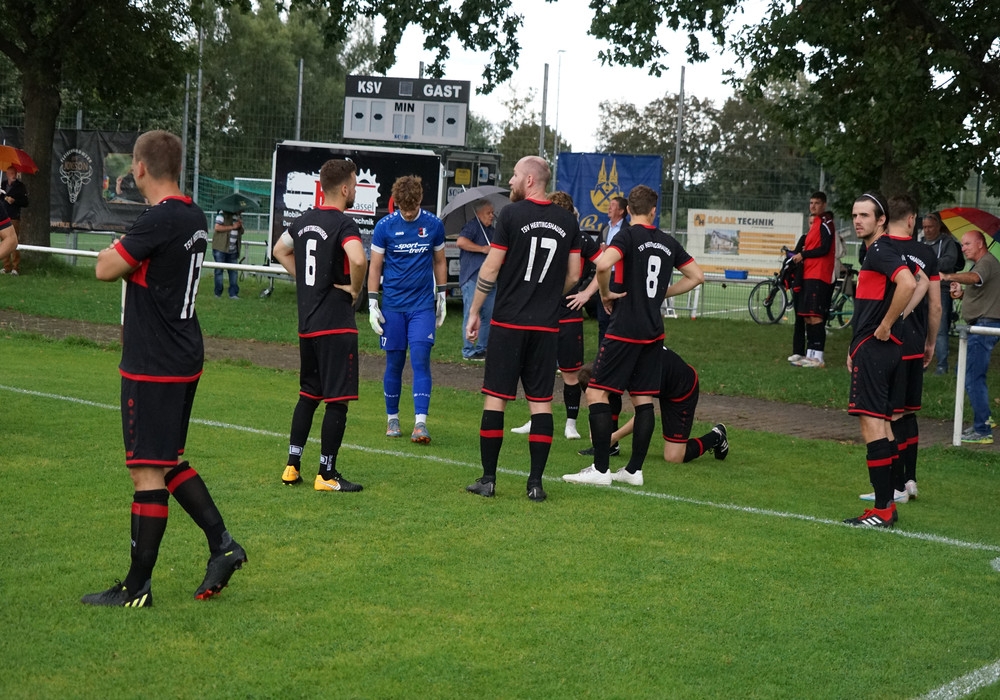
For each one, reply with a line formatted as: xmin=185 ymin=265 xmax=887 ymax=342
xmin=748 ymin=247 xmax=796 ymax=325
xmin=826 ymin=263 xmax=857 ymax=330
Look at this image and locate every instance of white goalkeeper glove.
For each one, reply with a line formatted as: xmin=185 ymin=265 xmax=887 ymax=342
xmin=368 ymin=294 xmax=385 ymax=335
xmin=435 ymin=285 xmax=447 ymax=328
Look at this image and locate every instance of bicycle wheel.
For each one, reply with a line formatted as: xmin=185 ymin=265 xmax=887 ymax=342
xmin=748 ymin=279 xmax=789 ymax=325
xmin=827 ymin=294 xmax=854 ymax=330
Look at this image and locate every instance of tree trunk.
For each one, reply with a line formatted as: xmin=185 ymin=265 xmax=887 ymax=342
xmin=19 ymin=71 xmax=61 ymax=249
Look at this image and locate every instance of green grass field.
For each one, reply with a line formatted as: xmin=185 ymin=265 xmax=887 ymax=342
xmin=3 ymin=334 xmax=1000 ymax=699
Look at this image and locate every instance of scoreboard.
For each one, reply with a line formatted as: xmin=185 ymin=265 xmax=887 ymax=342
xmin=343 ymin=75 xmax=471 ymax=147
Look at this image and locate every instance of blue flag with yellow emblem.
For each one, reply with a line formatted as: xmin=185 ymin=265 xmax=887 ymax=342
xmin=555 ymin=152 xmax=663 ymax=233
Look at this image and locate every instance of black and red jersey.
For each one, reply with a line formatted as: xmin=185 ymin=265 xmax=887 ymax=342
xmin=887 ymin=234 xmax=940 ymax=358
xmin=491 ymin=198 xmax=582 ymax=331
xmin=284 ymin=205 xmax=362 ymax=337
xmin=606 ymin=224 xmax=693 ymax=343
xmin=115 ymin=196 xmax=208 ymax=381
xmin=851 ymin=235 xmax=910 ymax=344
xmin=559 ymin=232 xmax=602 ymax=322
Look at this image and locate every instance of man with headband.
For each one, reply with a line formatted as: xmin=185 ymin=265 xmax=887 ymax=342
xmin=844 ymin=191 xmax=919 ymax=528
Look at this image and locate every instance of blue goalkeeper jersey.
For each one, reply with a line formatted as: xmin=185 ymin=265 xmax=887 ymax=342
xmin=371 ymin=209 xmax=445 ymax=312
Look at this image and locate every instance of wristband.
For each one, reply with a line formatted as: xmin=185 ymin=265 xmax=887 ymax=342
xmin=436 ymin=284 xmax=447 ymax=294
xmin=476 ymin=277 xmax=496 ymax=294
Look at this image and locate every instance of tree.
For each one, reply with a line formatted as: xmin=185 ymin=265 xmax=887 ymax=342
xmin=587 ymin=0 xmax=1000 ymax=203
xmin=496 ymin=90 xmax=570 ymax=175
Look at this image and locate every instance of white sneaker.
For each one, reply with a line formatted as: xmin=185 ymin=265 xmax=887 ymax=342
xmin=787 ymin=353 xmax=804 ymax=363
xmin=611 ymin=467 xmax=643 ymax=486
xmin=859 ymin=489 xmax=909 ymax=503
xmin=904 ymin=480 xmax=918 ymax=500
xmin=564 ymin=421 xmax=581 ymax=440
xmin=793 ymin=357 xmax=825 ymax=368
xmin=510 ymin=420 xmax=532 ymax=435
xmin=562 ymin=464 xmax=613 ymax=486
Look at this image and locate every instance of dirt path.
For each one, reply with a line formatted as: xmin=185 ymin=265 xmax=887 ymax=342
xmin=0 ymin=309 xmax=975 ymax=448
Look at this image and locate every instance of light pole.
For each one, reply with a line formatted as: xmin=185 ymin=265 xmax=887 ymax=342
xmin=552 ymin=50 xmax=565 ymax=187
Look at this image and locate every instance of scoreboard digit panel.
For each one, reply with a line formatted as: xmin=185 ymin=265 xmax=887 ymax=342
xmin=344 ymin=75 xmax=470 ymax=147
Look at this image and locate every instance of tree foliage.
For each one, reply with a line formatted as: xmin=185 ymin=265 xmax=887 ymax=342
xmin=496 ymin=90 xmax=570 ymax=175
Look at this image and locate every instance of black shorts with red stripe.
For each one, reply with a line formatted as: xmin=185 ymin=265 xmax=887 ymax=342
xmin=890 ymin=356 xmax=923 ymax=414
xmin=482 ymin=324 xmax=559 ymax=402
xmin=660 ymin=372 xmax=699 ymax=443
xmin=121 ymin=376 xmax=199 ymax=468
xmin=557 ymin=319 xmax=584 ymax=372
xmin=848 ymin=335 xmax=902 ymax=419
xmin=797 ymin=279 xmax=833 ymax=319
xmin=298 ymin=331 xmax=359 ymax=402
xmin=590 ymin=337 xmax=661 ymax=396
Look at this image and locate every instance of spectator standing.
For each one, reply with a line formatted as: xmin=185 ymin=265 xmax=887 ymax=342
xmin=368 ymin=176 xmax=448 ymax=443
xmin=212 ymin=209 xmax=244 ymax=299
xmin=920 ymin=212 xmax=961 ymax=374
xmin=596 ymin=195 xmax=628 ymax=345
xmin=1 ymin=166 xmax=28 ymax=275
xmin=457 ymin=199 xmax=495 ymax=360
xmin=790 ymin=191 xmax=836 ymax=367
xmin=84 ymin=130 xmax=246 ymax=607
xmin=273 ymin=159 xmax=368 ymax=491
xmin=0 ymin=199 xmax=17 ymax=261
xmin=464 ymin=156 xmax=581 ymax=501
xmin=942 ymin=231 xmax=1000 ymax=444
xmin=843 ymin=192 xmax=917 ymax=528
xmin=563 ymin=185 xmax=704 ymax=487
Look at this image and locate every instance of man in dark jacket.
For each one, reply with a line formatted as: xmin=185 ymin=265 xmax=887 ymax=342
xmin=1 ymin=166 xmax=28 ymax=275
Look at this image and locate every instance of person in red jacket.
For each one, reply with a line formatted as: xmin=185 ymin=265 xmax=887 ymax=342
xmin=790 ymin=191 xmax=836 ymax=368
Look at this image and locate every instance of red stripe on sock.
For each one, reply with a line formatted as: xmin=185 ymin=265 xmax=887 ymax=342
xmin=131 ymin=502 xmax=168 ymax=518
xmin=480 ymin=429 xmax=504 ymax=438
xmin=165 ymin=466 xmax=198 ymax=493
xmin=867 ymin=457 xmax=894 ymax=468
xmin=528 ymin=434 xmax=553 ymax=444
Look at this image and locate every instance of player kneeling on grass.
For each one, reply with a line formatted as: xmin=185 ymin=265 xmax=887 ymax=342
xmin=575 ymin=349 xmax=728 ymax=486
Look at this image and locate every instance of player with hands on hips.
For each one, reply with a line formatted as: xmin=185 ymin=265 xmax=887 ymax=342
xmin=368 ymin=175 xmax=447 ymax=444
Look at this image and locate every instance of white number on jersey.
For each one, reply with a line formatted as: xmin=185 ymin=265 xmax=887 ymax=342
xmin=180 ymin=251 xmax=204 ymax=319
xmin=305 ymin=238 xmax=317 ymax=287
xmin=646 ymin=255 xmax=662 ymax=298
xmin=524 ymin=236 xmax=558 ymax=283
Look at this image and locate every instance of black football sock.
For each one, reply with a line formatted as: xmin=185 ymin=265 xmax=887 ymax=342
xmin=608 ymin=393 xmax=622 ymax=434
xmin=588 ymin=402 xmax=613 ymax=473
xmin=479 ymin=410 xmax=504 ymax=481
xmin=683 ymin=429 xmax=720 ymax=462
xmin=288 ymin=396 xmax=320 ymax=468
xmin=319 ymin=402 xmax=348 ymax=478
xmin=866 ymin=439 xmax=895 ymax=509
xmin=627 ymin=404 xmax=655 ymax=473
xmin=165 ymin=462 xmax=228 ymax=554
xmin=792 ymin=312 xmax=806 ymax=357
xmin=806 ymin=320 xmax=826 ymax=353
xmin=527 ymin=412 xmax=553 ymax=486
xmin=564 ymin=383 xmax=581 ymax=421
xmin=124 ymin=489 xmax=169 ymax=594
xmin=889 ymin=437 xmax=905 ymax=492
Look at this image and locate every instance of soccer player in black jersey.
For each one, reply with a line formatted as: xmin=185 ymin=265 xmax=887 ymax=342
xmin=563 ymin=185 xmax=704 ymax=486
xmin=464 ymin=156 xmax=582 ymax=501
xmin=859 ymin=194 xmax=939 ymax=506
xmin=273 ymin=159 xmax=368 ymax=493
xmin=83 ymin=131 xmax=246 ymax=607
xmin=844 ymin=192 xmax=918 ymax=528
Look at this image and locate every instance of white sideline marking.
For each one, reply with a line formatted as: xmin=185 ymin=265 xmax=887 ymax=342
xmin=7 ymin=383 xmax=1000 ymax=561
xmin=915 ymin=660 xmax=1000 ymax=700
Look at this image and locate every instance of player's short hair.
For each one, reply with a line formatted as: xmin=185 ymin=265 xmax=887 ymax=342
xmin=392 ymin=176 xmax=424 ymax=210
xmin=810 ymin=191 xmax=827 ymax=203
xmin=549 ymin=191 xmax=575 ymax=213
xmin=320 ymin=159 xmax=356 ymax=192
xmin=627 ymin=185 xmax=658 ymax=216
xmin=855 ymin=191 xmax=888 ymax=221
xmin=519 ymin=156 xmax=551 ymax=189
xmin=133 ymin=130 xmax=182 ymax=181
xmin=887 ymin=193 xmax=918 ymax=223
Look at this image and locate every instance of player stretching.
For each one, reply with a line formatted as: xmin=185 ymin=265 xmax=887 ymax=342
xmin=465 ymin=156 xmax=581 ymax=501
xmin=563 ymin=185 xmax=703 ymax=486
xmin=367 ymin=176 xmax=448 ymax=443
xmin=84 ymin=130 xmax=246 ymax=607
xmin=274 ymin=159 xmax=368 ymax=492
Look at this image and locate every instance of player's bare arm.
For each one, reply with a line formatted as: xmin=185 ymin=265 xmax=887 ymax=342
xmin=466 ymin=247 xmax=504 ymax=341
xmin=665 ymin=260 xmax=705 ymax=298
xmin=901 ymin=269 xmax=928 ymax=318
xmin=433 ymin=247 xmax=448 ymax=286
xmin=924 ymin=274 xmax=943 ymax=368
xmin=875 ymin=267 xmax=917 ymax=341
xmin=367 ymin=249 xmax=385 ymax=295
xmin=562 ymin=251 xmax=581 ymax=294
xmin=339 ymin=238 xmax=367 ymax=301
xmin=566 ymin=274 xmax=599 ymax=310
xmin=272 ymin=234 xmax=295 ymax=277
xmin=95 ymin=241 xmax=137 ymax=281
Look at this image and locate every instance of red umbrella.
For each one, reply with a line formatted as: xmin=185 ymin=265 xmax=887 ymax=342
xmin=937 ymin=207 xmax=1000 ymax=242
xmin=0 ymin=144 xmax=38 ymax=175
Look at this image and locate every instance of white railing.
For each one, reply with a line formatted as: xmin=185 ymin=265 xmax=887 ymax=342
xmin=952 ymin=324 xmax=1000 ymax=446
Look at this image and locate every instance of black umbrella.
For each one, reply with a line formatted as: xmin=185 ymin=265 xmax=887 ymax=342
xmin=440 ymin=186 xmax=510 ymax=238
xmin=214 ymin=192 xmax=261 ymax=213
